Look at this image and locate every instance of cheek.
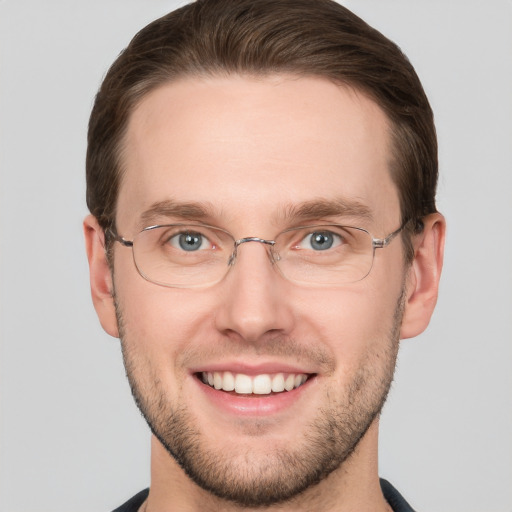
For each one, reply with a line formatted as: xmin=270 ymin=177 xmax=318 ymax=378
xmin=113 ymin=255 xmax=218 ymax=372
xmin=295 ymin=279 xmax=402 ymax=372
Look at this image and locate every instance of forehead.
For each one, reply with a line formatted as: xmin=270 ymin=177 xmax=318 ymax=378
xmin=117 ymin=75 xmax=399 ymax=233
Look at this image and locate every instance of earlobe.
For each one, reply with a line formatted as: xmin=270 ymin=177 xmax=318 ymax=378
xmin=83 ymin=214 xmax=119 ymax=338
xmin=400 ymin=213 xmax=446 ymax=340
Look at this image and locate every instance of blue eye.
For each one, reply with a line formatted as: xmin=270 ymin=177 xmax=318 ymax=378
xmin=299 ymin=231 xmax=341 ymax=251
xmin=310 ymin=232 xmax=333 ymax=250
xmin=171 ymin=232 xmax=208 ymax=251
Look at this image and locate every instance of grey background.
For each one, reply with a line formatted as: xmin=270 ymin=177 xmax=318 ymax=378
xmin=1 ymin=1 xmax=511 ymax=511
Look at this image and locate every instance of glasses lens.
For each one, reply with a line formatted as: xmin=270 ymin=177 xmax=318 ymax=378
xmin=274 ymin=225 xmax=374 ymax=285
xmin=132 ymin=224 xmax=234 ymax=287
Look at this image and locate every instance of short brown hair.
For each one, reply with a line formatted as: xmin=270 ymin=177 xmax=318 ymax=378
xmin=86 ymin=0 xmax=438 ymax=260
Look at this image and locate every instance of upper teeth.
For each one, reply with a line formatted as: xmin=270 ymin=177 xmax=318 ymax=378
xmin=201 ymin=371 xmax=308 ymax=394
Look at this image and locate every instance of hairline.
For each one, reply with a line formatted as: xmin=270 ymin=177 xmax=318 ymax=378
xmin=113 ymin=69 xmax=403 ymax=218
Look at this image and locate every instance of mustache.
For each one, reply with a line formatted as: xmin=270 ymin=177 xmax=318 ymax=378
xmin=176 ymin=334 xmax=336 ymax=373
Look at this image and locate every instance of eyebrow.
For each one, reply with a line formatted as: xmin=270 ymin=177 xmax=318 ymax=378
xmin=279 ymin=198 xmax=373 ymax=224
xmin=139 ymin=200 xmax=216 ymax=227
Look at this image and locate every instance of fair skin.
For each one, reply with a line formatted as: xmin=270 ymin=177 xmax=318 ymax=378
xmin=85 ymin=75 xmax=444 ymax=511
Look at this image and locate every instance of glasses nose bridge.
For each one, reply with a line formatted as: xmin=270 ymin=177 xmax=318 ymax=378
xmin=228 ymin=237 xmax=277 ymax=266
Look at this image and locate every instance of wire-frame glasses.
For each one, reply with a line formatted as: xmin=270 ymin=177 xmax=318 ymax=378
xmin=108 ymin=222 xmax=407 ymax=288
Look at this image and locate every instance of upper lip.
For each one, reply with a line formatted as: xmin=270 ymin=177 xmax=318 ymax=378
xmin=189 ymin=360 xmax=317 ymax=376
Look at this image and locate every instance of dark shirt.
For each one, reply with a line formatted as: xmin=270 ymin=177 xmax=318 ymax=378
xmin=112 ymin=478 xmax=415 ymax=512
xmin=380 ymin=479 xmax=416 ymax=512
xmin=112 ymin=488 xmax=148 ymax=512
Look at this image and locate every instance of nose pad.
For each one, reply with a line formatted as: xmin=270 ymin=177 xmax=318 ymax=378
xmin=271 ymin=248 xmax=281 ymax=262
xmin=227 ymin=249 xmax=237 ymax=267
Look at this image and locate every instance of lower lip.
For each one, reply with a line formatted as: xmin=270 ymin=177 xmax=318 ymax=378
xmin=195 ymin=375 xmax=315 ymax=416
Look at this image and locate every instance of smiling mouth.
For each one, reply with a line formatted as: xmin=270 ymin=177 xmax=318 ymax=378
xmin=198 ymin=371 xmax=312 ymax=395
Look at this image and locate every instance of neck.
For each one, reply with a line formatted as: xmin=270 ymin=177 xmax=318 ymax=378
xmin=142 ymin=420 xmax=391 ymax=512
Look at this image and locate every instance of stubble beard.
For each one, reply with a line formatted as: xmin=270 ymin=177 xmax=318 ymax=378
xmin=116 ymin=290 xmax=405 ymax=508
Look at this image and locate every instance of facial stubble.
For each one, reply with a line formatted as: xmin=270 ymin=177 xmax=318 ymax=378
xmin=116 ymin=289 xmax=405 ymax=508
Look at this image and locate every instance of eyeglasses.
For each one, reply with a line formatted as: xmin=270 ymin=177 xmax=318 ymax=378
xmin=108 ymin=222 xmax=407 ymax=288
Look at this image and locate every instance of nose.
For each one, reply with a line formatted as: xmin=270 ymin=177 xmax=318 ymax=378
xmin=214 ymin=240 xmax=294 ymax=344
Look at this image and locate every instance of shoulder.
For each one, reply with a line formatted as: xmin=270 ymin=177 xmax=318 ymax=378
xmin=111 ymin=488 xmax=149 ymax=512
xmin=380 ymin=479 xmax=416 ymax=512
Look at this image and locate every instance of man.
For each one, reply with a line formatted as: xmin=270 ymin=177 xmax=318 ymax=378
xmin=84 ymin=0 xmax=445 ymax=510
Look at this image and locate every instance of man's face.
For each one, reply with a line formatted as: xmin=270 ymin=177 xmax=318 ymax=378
xmin=112 ymin=75 xmax=408 ymax=506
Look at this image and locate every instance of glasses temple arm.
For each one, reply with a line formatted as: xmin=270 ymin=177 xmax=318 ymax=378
xmin=372 ymin=219 xmax=412 ymax=249
xmin=106 ymin=228 xmax=134 ymax=247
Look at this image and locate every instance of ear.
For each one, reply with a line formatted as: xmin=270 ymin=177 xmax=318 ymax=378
xmin=83 ymin=214 xmax=119 ymax=338
xmin=400 ymin=213 xmax=446 ymax=340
